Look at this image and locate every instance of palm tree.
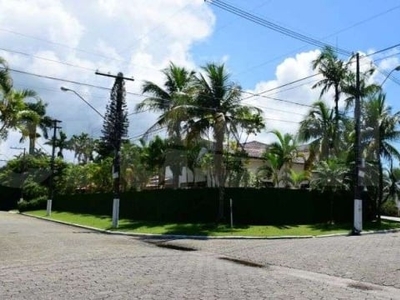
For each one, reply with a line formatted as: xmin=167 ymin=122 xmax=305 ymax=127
xmin=311 ymin=158 xmax=350 ymax=223
xmin=45 ymin=130 xmax=69 ymax=158
xmin=136 ymin=62 xmax=196 ymax=187
xmin=298 ymin=101 xmax=336 ymax=165
xmin=362 ymin=93 xmax=400 ymax=222
xmin=140 ymin=136 xmax=167 ymax=188
xmin=69 ymin=133 xmax=97 ymax=164
xmin=268 ymin=130 xmax=301 ymax=187
xmin=0 ymin=58 xmax=39 ymax=141
xmin=19 ymin=100 xmax=53 ymax=155
xmin=185 ymin=63 xmax=264 ymax=220
xmin=258 ymin=152 xmax=281 ymax=187
xmin=342 ymin=72 xmax=381 ymax=110
xmin=312 ymin=46 xmax=349 ymax=151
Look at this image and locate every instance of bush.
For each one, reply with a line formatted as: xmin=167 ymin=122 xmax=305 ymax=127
xmin=381 ymin=200 xmax=399 ymax=217
xmin=22 ymin=178 xmax=47 ymax=200
xmin=18 ymin=196 xmax=47 ymax=212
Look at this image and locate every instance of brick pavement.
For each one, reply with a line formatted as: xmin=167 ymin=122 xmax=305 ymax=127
xmin=158 ymin=231 xmax=400 ymax=289
xmin=1 ymin=212 xmax=400 ymax=299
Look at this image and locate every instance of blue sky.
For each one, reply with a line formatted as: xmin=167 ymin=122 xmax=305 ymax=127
xmin=0 ymin=0 xmax=400 ymax=163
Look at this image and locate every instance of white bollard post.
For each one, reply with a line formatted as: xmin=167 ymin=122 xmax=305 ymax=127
xmin=46 ymin=199 xmax=52 ymax=217
xmin=112 ymin=198 xmax=120 ymax=228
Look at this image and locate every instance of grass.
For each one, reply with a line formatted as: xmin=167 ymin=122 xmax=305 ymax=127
xmin=24 ymin=210 xmax=400 ymax=237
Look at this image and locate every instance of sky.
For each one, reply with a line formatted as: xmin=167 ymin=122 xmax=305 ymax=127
xmin=1 ymin=0 xmax=400 ymax=164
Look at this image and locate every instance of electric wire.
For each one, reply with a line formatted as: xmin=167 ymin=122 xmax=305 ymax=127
xmin=234 ymin=3 xmax=400 ymax=76
xmin=206 ymin=0 xmax=352 ymax=56
xmin=3 ymin=67 xmax=145 ymax=97
xmin=3 ymin=43 xmax=400 ymax=125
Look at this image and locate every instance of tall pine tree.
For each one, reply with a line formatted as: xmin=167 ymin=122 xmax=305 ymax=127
xmin=98 ymin=73 xmax=129 ymax=158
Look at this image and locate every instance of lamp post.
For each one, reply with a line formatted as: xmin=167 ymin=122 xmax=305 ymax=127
xmin=61 ymin=86 xmax=121 ymax=228
xmin=60 ymin=87 xmax=104 ymax=119
xmin=380 ymin=66 xmax=400 ymax=87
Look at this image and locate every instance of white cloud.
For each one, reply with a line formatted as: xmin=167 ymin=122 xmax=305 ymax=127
xmin=0 ymin=0 xmax=215 ymax=161
xmin=243 ymin=50 xmax=324 ymax=144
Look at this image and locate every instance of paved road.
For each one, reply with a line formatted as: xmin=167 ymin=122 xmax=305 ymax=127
xmin=1 ymin=212 xmax=400 ymax=299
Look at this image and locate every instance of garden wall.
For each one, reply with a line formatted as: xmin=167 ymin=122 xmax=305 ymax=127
xmin=0 ymin=186 xmax=20 ymax=211
xmin=51 ymin=188 xmax=372 ymax=225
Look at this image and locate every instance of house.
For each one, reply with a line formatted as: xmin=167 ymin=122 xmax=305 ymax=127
xmin=162 ymin=140 xmax=309 ymax=188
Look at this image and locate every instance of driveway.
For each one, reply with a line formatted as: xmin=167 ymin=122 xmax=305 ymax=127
xmin=1 ymin=212 xmax=400 ymax=299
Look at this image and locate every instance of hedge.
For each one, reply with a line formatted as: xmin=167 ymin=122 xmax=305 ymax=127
xmin=0 ymin=186 xmax=20 ymax=211
xmin=51 ymin=188 xmax=373 ymax=225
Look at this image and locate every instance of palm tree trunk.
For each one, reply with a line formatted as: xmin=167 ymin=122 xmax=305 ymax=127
xmin=333 ymin=84 xmax=340 ymax=155
xmin=377 ymin=156 xmax=383 ymax=224
xmin=215 ymin=117 xmax=225 ymax=222
xmin=29 ymin=135 xmax=35 ymax=155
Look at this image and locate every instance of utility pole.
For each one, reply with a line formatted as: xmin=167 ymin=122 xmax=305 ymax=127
xmin=353 ymin=53 xmax=362 ymax=234
xmin=47 ymin=119 xmax=62 ymax=217
xmin=96 ymin=71 xmax=134 ymax=228
xmin=10 ymin=147 xmax=26 ymax=202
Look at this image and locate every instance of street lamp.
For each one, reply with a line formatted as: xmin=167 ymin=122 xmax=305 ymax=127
xmin=60 ymin=86 xmax=121 ymax=228
xmin=380 ymin=65 xmax=400 ymax=87
xmin=60 ymin=87 xmax=105 ymax=119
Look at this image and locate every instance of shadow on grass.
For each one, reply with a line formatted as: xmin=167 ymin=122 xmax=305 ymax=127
xmin=50 ymin=211 xmax=112 ymax=220
xmin=309 ymin=220 xmax=400 ymax=233
xmin=273 ymin=224 xmax=298 ymax=230
xmin=110 ymin=220 xmax=251 ymax=237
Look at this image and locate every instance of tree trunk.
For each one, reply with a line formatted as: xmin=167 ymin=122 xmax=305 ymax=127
xmin=214 ymin=115 xmax=225 ymax=222
xmin=377 ymin=155 xmax=383 ymax=224
xmin=333 ymin=84 xmax=340 ymax=155
xmin=29 ymin=135 xmax=35 ymax=155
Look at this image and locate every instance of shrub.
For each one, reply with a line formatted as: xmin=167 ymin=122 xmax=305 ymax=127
xmin=22 ymin=178 xmax=47 ymax=200
xmin=381 ymin=200 xmax=399 ymax=217
xmin=18 ymin=196 xmax=47 ymax=212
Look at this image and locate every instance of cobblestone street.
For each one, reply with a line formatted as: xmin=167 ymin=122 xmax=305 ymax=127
xmin=1 ymin=212 xmax=400 ymax=299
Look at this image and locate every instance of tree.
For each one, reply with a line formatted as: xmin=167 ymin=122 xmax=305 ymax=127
xmin=268 ymin=130 xmax=301 ymax=187
xmin=45 ymin=130 xmax=69 ymax=158
xmin=69 ymin=133 xmax=97 ymax=164
xmin=120 ymin=141 xmax=152 ymax=191
xmin=136 ymin=63 xmax=196 ymax=188
xmin=186 ymin=63 xmax=264 ymax=220
xmin=19 ymin=100 xmax=53 ymax=155
xmin=257 ymin=152 xmax=281 ymax=187
xmin=298 ymin=100 xmax=336 ymax=164
xmin=362 ymin=93 xmax=400 ymax=222
xmin=99 ymin=73 xmax=129 ymax=158
xmin=312 ymin=46 xmax=349 ymax=152
xmin=140 ymin=136 xmax=167 ymax=188
xmin=311 ymin=158 xmax=350 ymax=223
xmin=288 ymin=169 xmax=310 ymax=189
xmin=0 ymin=58 xmax=40 ymax=141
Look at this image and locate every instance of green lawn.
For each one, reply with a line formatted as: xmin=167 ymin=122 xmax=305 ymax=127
xmin=24 ymin=210 xmax=400 ymax=237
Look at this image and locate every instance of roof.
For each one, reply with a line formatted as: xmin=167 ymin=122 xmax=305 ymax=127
xmin=242 ymin=141 xmax=269 ymax=158
xmin=241 ymin=141 xmax=309 ymax=162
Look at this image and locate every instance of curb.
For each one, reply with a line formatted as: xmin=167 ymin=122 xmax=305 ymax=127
xmin=17 ymin=212 xmax=400 ymax=240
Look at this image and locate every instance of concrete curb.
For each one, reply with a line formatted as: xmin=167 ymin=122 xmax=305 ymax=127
xmin=17 ymin=212 xmax=400 ymax=240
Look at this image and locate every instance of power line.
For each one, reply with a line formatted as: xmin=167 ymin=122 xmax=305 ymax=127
xmin=3 ymin=67 xmax=145 ymax=97
xmin=239 ymin=73 xmax=320 ymax=105
xmin=119 ymin=3 xmax=193 ymax=54
xmin=0 ymin=27 xmax=125 ymax=63
xmin=0 ymin=29 xmax=160 ymax=74
xmin=206 ymin=0 xmax=351 ymax=56
xmin=365 ymin=43 xmax=400 ymax=58
xmin=0 ymin=47 xmax=96 ymax=72
xmin=233 ymin=3 xmax=400 ymax=77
